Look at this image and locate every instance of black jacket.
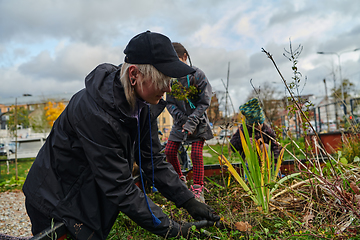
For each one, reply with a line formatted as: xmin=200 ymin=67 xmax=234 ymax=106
xmin=23 ymin=63 xmax=193 ymax=239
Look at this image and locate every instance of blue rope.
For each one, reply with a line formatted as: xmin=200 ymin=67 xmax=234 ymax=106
xmin=187 ymin=98 xmax=196 ymax=109
xmin=147 ymin=105 xmax=157 ymax=193
xmin=137 ymin=103 xmax=161 ymax=227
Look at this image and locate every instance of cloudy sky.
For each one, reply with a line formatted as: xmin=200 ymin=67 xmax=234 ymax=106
xmin=1 ymin=0 xmax=360 ymax=111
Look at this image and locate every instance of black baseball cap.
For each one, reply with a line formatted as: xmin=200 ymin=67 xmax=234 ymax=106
xmin=124 ymin=31 xmax=195 ymax=78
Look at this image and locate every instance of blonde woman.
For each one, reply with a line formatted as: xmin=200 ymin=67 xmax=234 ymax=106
xmin=23 ymin=31 xmax=220 ymax=240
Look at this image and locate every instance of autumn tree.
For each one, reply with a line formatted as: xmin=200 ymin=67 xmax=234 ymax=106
xmin=331 ymin=79 xmax=355 ymax=100
xmin=44 ymin=101 xmax=66 ymax=127
xmin=207 ymin=93 xmax=222 ymax=125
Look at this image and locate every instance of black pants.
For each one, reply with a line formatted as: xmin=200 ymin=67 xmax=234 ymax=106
xmin=25 ymin=198 xmax=54 ymax=235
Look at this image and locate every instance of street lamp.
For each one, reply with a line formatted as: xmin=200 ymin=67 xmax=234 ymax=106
xmin=317 ymin=48 xmax=360 ymax=103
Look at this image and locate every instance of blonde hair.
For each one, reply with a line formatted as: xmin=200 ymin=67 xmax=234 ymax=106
xmin=120 ymin=63 xmax=171 ymax=108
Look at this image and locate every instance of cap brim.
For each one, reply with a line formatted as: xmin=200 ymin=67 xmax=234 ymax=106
xmin=153 ymin=60 xmax=195 ymax=78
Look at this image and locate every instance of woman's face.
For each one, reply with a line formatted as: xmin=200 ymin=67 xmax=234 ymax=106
xmin=134 ymin=74 xmax=171 ymax=104
xmin=128 ymin=65 xmax=171 ymax=104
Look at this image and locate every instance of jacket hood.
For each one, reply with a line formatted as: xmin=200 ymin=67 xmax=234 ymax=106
xmin=85 ymin=63 xmax=133 ymax=120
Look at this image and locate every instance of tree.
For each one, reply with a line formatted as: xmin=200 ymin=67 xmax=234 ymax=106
xmin=44 ymin=101 xmax=66 ymax=127
xmin=7 ymin=106 xmax=30 ymax=181
xmin=208 ymin=93 xmax=222 ymax=125
xmin=30 ymin=108 xmax=52 ymax=133
xmin=7 ymin=106 xmax=30 ymax=133
xmin=331 ymin=79 xmax=355 ymax=100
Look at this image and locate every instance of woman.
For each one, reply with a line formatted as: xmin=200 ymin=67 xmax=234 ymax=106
xmin=165 ymin=42 xmax=213 ymax=203
xmin=23 ymin=31 xmax=220 ymax=240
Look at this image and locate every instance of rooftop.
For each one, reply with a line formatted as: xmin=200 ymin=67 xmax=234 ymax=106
xmin=0 ymin=92 xmax=76 ymax=106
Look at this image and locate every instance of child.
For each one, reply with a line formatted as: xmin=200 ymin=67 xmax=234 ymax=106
xmin=165 ymin=42 xmax=213 ymax=203
xmin=230 ymin=98 xmax=282 ymax=162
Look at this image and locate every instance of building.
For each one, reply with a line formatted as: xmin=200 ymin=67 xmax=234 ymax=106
xmin=157 ymin=107 xmax=173 ymax=142
xmin=0 ymin=93 xmax=74 ymax=130
xmin=0 ymin=92 xmax=222 ymax=143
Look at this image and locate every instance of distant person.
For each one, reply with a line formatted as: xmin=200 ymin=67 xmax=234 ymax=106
xmin=23 ymin=31 xmax=220 ymax=240
xmin=230 ymin=98 xmax=282 ymax=162
xmin=165 ymin=42 xmax=213 ymax=203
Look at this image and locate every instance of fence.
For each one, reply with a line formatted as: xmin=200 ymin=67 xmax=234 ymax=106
xmin=311 ymin=97 xmax=360 ymax=133
xmin=350 ymin=98 xmax=360 ymax=117
xmin=310 ymin=100 xmax=345 ymax=133
xmin=276 ymin=97 xmax=360 ymax=139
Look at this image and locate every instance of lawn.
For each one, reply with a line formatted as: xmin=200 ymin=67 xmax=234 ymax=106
xmin=203 ymin=143 xmax=231 ymax=165
xmin=0 ymin=157 xmax=34 ymax=191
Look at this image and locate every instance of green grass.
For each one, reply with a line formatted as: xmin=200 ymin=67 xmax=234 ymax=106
xmin=202 ymin=143 xmax=231 ymax=165
xmin=181 ymin=142 xmax=236 ymax=165
xmin=0 ymin=157 xmax=34 ymax=191
xmin=279 ymin=137 xmax=307 ymax=160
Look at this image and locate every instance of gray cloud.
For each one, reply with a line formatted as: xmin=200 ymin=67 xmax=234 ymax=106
xmin=0 ymin=0 xmax=360 ymax=107
xmin=18 ymin=43 xmax=123 ymax=83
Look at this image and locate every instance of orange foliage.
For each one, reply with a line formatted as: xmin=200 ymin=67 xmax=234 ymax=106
xmin=44 ymin=101 xmax=66 ymax=126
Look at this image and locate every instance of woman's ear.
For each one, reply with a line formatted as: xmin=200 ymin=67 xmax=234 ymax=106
xmin=128 ymin=65 xmax=138 ymax=86
xmin=130 ymin=78 xmax=136 ymax=86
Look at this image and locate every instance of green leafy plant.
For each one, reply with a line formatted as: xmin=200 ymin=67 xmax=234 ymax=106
xmin=168 ymin=80 xmax=199 ymax=103
xmin=0 ymin=176 xmax=25 ymax=189
xmin=283 ymin=41 xmax=314 ymax=137
xmin=218 ymin=120 xmax=298 ymax=213
xmin=336 ymin=134 xmax=360 ymax=164
xmin=7 ymin=106 xmax=30 ymax=132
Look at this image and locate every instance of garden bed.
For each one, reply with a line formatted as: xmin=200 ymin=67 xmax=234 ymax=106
xmin=305 ymin=131 xmax=360 ymax=154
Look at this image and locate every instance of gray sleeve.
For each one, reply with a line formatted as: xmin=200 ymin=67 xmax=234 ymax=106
xmin=166 ymin=93 xmax=188 ymax=126
xmin=183 ymin=68 xmax=212 ymax=134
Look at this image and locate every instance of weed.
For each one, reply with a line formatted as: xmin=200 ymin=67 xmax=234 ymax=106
xmin=218 ymin=119 xmax=299 ymax=214
xmin=0 ymin=175 xmax=26 ymax=191
xmin=337 ymin=134 xmax=360 ymax=164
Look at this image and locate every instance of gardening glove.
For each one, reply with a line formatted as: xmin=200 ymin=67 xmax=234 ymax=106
xmin=179 ymin=220 xmax=215 ymax=239
xmin=181 ymin=198 xmax=220 ymax=221
xmin=214 ymin=220 xmax=230 ymax=229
